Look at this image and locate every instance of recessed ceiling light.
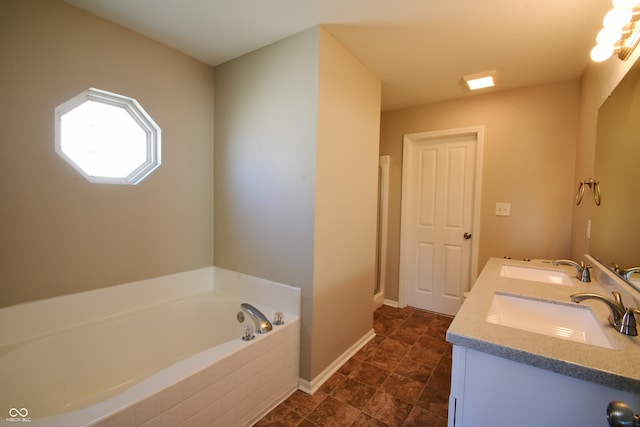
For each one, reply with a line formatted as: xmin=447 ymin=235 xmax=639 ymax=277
xmin=463 ymin=70 xmax=497 ymax=91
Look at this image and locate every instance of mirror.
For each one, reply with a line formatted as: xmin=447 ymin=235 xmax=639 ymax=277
xmin=591 ymin=57 xmax=640 ymax=287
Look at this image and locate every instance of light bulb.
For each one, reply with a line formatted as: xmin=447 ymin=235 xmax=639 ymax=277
xmin=591 ymin=44 xmax=614 ymax=62
xmin=603 ymin=8 xmax=633 ymax=29
xmin=612 ymin=0 xmax=636 ymax=10
xmin=597 ymin=27 xmax=622 ymax=46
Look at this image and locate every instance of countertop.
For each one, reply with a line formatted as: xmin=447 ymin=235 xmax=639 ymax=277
xmin=446 ymin=257 xmax=640 ymax=394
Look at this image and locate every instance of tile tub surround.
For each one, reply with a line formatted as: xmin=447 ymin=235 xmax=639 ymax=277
xmin=0 ymin=267 xmax=301 ymax=426
xmin=447 ymin=257 xmax=640 ymax=394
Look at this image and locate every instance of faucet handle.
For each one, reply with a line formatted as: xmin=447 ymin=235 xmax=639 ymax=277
xmin=612 ymin=291 xmax=623 ymax=308
xmin=581 ymin=263 xmax=592 ymax=282
xmin=620 ymin=308 xmax=639 ymax=336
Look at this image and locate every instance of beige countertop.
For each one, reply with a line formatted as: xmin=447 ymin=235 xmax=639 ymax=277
xmin=446 ymin=257 xmax=640 ymax=394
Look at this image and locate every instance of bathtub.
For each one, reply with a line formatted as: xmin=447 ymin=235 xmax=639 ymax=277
xmin=0 ymin=267 xmax=301 ymax=426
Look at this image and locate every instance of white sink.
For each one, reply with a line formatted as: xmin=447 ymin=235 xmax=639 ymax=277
xmin=486 ymin=293 xmax=613 ymax=349
xmin=499 ymin=264 xmax=574 ymax=286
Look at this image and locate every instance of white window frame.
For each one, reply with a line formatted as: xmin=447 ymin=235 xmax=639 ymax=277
xmin=54 ymin=88 xmax=161 ymax=185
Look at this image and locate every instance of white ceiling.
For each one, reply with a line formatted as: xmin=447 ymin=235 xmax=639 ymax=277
xmin=65 ymin=0 xmax=611 ymax=111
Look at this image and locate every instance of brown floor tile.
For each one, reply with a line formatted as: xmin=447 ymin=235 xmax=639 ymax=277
xmin=426 ymin=369 xmax=451 ymax=392
xmin=416 ymin=385 xmax=450 ymax=419
xmin=387 ymin=327 xmax=422 ymax=345
xmin=368 ymin=338 xmax=412 ymax=371
xmin=363 ymin=390 xmax=413 ymax=427
xmin=337 ymin=357 xmax=361 ymax=376
xmin=403 ymin=344 xmax=443 ymax=369
xmin=349 ymin=361 xmax=390 ymax=387
xmin=318 ymin=371 xmax=346 ymax=394
xmin=283 ymin=390 xmax=328 ymax=417
xmin=351 ymin=412 xmax=392 ymax=427
xmin=353 ymin=335 xmax=384 ymax=360
xmin=414 ymin=334 xmax=451 ymax=355
xmin=374 ymin=316 xmax=405 ymax=336
xmin=394 ymin=357 xmax=435 ymax=383
xmin=254 ymin=402 xmax=303 ymax=427
xmin=258 ymin=305 xmax=453 ymax=427
xmin=404 ymin=405 xmax=448 ymax=427
xmin=306 ymin=396 xmax=361 ymax=427
xmin=380 ymin=372 xmax=425 ymax=404
xmin=330 ymin=377 xmax=377 ymax=409
xmin=297 ymin=419 xmax=320 ymax=427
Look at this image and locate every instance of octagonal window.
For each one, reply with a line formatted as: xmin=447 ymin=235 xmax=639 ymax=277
xmin=55 ymin=88 xmax=161 ymax=185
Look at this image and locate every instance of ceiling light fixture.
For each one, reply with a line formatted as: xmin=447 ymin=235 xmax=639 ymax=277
xmin=591 ymin=0 xmax=640 ymax=62
xmin=463 ymin=70 xmax=497 ymax=91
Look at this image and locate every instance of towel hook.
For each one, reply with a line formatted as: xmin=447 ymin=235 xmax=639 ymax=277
xmin=576 ymin=178 xmax=601 ymax=206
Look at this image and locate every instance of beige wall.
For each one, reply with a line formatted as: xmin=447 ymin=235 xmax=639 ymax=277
xmin=313 ymin=28 xmax=381 ymax=380
xmin=214 ymin=28 xmax=319 ymax=379
xmin=214 ymin=27 xmax=381 ymax=382
xmin=571 ymin=49 xmax=640 ymax=260
xmin=380 ymin=81 xmax=579 ymax=302
xmin=0 ymin=0 xmax=215 ymax=307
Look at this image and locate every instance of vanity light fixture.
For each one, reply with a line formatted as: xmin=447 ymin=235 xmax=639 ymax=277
xmin=590 ymin=0 xmax=640 ymax=62
xmin=463 ymin=70 xmax=497 ymax=91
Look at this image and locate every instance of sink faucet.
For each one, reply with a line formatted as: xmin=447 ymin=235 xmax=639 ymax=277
xmin=620 ymin=266 xmax=640 ymax=281
xmin=553 ymin=259 xmax=591 ymax=282
xmin=241 ymin=303 xmax=273 ymax=334
xmin=571 ymin=291 xmax=639 ymax=336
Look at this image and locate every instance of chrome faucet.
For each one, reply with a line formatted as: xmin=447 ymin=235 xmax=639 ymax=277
xmin=553 ymin=259 xmax=591 ymax=282
xmin=241 ymin=303 xmax=273 ymax=334
xmin=571 ymin=291 xmax=639 ymax=336
xmin=620 ymin=266 xmax=640 ymax=281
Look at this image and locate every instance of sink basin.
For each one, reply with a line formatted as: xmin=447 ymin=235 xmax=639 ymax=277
xmin=499 ymin=264 xmax=574 ymax=286
xmin=486 ymin=293 xmax=613 ymax=349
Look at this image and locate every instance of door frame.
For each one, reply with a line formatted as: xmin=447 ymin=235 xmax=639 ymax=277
xmin=398 ymin=126 xmax=484 ymax=309
xmin=374 ymin=155 xmax=390 ymax=310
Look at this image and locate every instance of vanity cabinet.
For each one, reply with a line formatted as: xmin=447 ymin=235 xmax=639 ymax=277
xmin=448 ymin=345 xmax=640 ymax=427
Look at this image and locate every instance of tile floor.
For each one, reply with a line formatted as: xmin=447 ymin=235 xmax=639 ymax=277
xmin=256 ymin=305 xmax=453 ymax=427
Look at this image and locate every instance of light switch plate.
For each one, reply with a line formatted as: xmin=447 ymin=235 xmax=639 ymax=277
xmin=495 ymin=202 xmax=511 ymax=216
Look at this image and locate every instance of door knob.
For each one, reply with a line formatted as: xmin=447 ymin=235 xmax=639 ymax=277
xmin=463 ymin=232 xmax=472 ymax=240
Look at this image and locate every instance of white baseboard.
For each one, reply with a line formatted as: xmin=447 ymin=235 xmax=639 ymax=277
xmin=383 ymin=299 xmax=399 ymax=308
xmin=298 ymin=328 xmax=376 ymax=395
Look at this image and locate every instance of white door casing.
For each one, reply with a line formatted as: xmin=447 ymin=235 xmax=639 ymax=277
xmin=399 ymin=127 xmax=483 ymax=315
xmin=374 ymin=155 xmax=390 ymax=310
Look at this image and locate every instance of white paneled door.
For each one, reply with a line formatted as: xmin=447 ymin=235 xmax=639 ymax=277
xmin=400 ymin=128 xmax=482 ymax=315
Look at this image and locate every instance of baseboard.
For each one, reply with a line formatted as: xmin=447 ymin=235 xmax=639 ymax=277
xmin=298 ymin=328 xmax=376 ymax=395
xmin=383 ymin=299 xmax=399 ymax=308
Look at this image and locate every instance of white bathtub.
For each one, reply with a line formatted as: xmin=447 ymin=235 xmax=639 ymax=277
xmin=0 ymin=267 xmax=301 ymax=426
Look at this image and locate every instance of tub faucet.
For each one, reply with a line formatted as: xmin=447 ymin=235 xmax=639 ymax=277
xmin=553 ymin=259 xmax=591 ymax=282
xmin=571 ymin=291 xmax=639 ymax=336
xmin=241 ymin=303 xmax=273 ymax=334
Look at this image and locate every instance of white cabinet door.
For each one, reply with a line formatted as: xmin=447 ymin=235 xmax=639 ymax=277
xmin=449 ymin=346 xmax=640 ymax=427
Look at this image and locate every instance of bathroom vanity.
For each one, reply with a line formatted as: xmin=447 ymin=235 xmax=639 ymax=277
xmin=446 ymin=257 xmax=640 ymax=427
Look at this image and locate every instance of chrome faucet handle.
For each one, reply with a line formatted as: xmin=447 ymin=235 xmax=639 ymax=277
xmin=620 ymin=309 xmax=638 ymax=336
xmin=580 ymin=262 xmax=592 ymax=282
